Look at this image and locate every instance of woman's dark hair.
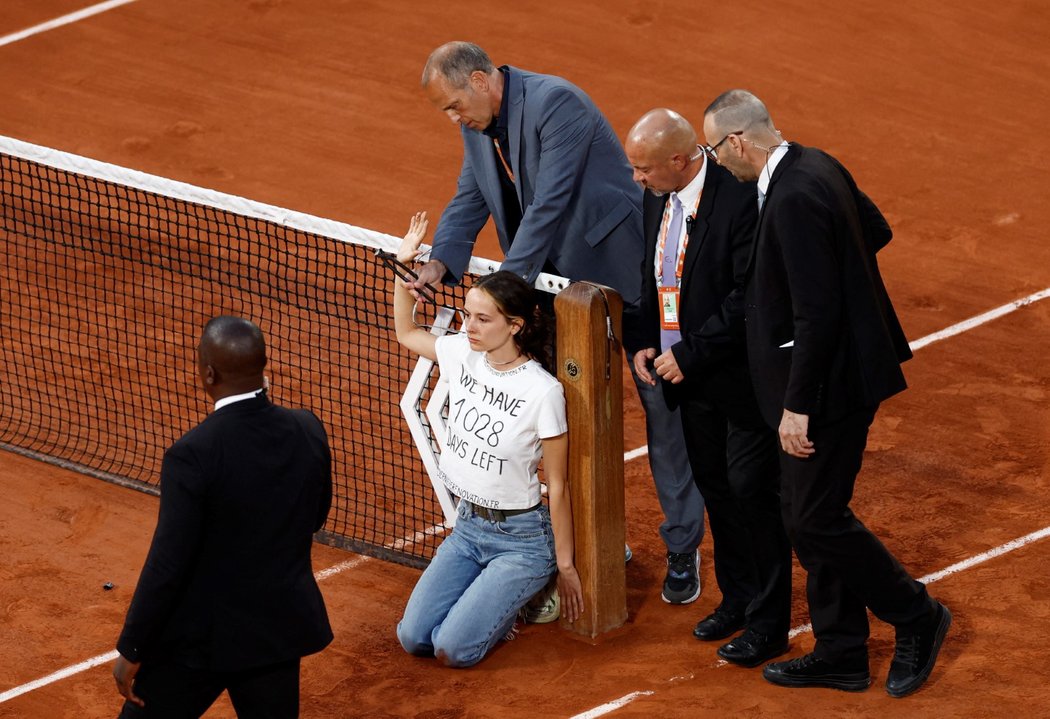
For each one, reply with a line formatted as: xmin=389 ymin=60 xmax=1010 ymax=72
xmin=470 ymin=271 xmax=553 ymax=372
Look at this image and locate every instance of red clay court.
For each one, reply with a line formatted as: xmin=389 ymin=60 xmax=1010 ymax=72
xmin=1 ymin=1 xmax=1049 ymax=717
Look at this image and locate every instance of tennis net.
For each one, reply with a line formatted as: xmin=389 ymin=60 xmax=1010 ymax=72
xmin=0 ymin=134 xmax=566 ymax=568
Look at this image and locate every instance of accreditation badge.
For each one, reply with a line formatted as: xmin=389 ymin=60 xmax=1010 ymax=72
xmin=659 ymin=287 xmax=680 ymax=330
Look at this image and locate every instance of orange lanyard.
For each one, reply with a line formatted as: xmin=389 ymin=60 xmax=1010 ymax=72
xmin=492 ymin=138 xmax=516 ymax=183
xmin=655 ymin=192 xmax=702 ymax=285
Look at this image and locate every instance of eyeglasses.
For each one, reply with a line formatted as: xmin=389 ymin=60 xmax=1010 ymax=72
xmin=703 ymin=131 xmax=744 ymax=161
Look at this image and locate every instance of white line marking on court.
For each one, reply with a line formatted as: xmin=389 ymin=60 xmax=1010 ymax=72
xmin=621 ymin=286 xmax=1050 ymax=463
xmin=623 ymin=445 xmax=649 ymax=462
xmin=0 ymin=650 xmax=119 ymax=704
xmin=314 ymin=556 xmax=370 ymax=581
xmin=0 ymin=522 xmax=445 ymax=705
xmin=908 ymin=287 xmax=1050 ymax=352
xmin=3 ymin=289 xmax=1049 ymax=706
xmin=782 ymin=526 xmax=1050 ymax=641
xmin=569 ymin=691 xmax=655 ymax=719
xmin=917 ymin=524 xmax=1050 ymax=584
xmin=0 ymin=0 xmax=138 ymax=49
xmin=570 ymin=523 xmax=1050 ymax=717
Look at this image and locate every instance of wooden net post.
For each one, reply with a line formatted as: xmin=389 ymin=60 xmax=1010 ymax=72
xmin=554 ymin=282 xmax=626 ymax=637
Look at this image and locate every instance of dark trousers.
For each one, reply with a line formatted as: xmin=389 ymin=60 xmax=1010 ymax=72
xmin=118 ymin=657 xmax=301 ymax=719
xmin=678 ymin=363 xmax=792 ymax=636
xmin=780 ymin=406 xmax=935 ymax=663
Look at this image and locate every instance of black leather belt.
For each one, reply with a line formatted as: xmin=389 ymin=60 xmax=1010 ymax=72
xmin=463 ymin=501 xmax=541 ymax=523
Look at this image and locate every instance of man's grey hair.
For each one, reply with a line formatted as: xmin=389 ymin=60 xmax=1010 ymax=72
xmin=422 ymin=42 xmax=495 ymax=89
xmin=704 ymin=89 xmax=776 ymax=136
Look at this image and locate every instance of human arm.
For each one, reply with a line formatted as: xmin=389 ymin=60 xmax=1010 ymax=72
xmin=112 ymin=655 xmax=143 ymax=708
xmin=541 ymin=432 xmax=584 ymax=623
xmin=856 ymin=189 xmax=892 ymax=253
xmin=498 ymin=86 xmax=598 ymax=282
xmin=653 ymin=349 xmax=684 ymax=384
xmin=393 ymin=212 xmax=438 ymax=361
xmin=779 ymin=408 xmax=815 ymax=458
xmin=311 ymin=413 xmax=333 ymax=531
xmin=115 ymin=444 xmax=207 ymax=670
xmin=632 ymin=348 xmax=658 ymax=386
xmin=773 ymin=184 xmax=842 ymax=417
xmin=420 ymin=138 xmax=493 ymax=286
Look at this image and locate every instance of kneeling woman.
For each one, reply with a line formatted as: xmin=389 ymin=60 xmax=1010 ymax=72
xmin=393 ymin=212 xmax=583 ymax=667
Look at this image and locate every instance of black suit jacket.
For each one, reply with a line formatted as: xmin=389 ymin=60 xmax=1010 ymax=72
xmin=628 ymin=160 xmax=759 ymax=407
xmin=117 ymin=394 xmax=334 ymax=672
xmin=745 ymin=144 xmax=912 ymax=428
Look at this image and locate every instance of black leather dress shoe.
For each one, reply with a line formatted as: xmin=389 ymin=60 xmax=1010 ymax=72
xmin=692 ymin=607 xmax=745 ymax=641
xmin=717 ymin=628 xmax=789 ymax=667
xmin=763 ymin=653 xmax=872 ymax=691
xmin=885 ymin=601 xmax=952 ymax=698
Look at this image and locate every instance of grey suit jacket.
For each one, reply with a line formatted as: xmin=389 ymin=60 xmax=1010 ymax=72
xmin=430 ymin=66 xmax=643 ymax=306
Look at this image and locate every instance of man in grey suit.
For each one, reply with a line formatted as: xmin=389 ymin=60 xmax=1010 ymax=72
xmin=412 ymin=42 xmax=700 ymax=604
xmin=411 ymin=41 xmax=643 ymax=305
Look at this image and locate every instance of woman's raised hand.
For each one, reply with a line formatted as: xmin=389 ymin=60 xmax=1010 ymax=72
xmin=398 ymin=211 xmax=429 ymax=265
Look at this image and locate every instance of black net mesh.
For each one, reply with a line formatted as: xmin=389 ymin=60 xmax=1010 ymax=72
xmin=0 ymin=146 xmax=495 ymax=568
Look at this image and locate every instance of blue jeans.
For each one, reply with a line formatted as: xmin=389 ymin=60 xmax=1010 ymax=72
xmin=397 ymin=501 xmax=556 ymax=667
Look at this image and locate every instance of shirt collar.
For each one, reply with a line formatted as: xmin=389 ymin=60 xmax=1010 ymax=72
xmin=482 ymin=66 xmax=512 ymax=138
xmin=672 ymin=152 xmax=708 ymax=211
xmin=757 ymin=141 xmax=791 ymax=196
xmin=214 ymin=388 xmax=266 ymax=412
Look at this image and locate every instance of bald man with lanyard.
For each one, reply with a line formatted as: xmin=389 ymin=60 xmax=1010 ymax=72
xmin=624 ymin=109 xmax=792 ymax=668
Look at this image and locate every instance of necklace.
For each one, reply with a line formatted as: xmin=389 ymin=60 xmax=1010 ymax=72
xmin=484 ymin=352 xmax=522 ymax=368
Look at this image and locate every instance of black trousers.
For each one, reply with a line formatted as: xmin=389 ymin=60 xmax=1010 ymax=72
xmin=678 ymin=363 xmax=793 ymax=637
xmin=117 ymin=657 xmax=301 ymax=719
xmin=780 ymin=406 xmax=935 ymax=663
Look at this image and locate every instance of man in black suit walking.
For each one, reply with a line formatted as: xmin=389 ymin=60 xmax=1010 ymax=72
xmin=113 ymin=316 xmax=333 ymax=718
xmin=624 ymin=108 xmax=792 ymax=668
xmin=702 ymin=90 xmax=950 ymax=697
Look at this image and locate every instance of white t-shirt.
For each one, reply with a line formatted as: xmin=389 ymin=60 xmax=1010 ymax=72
xmin=434 ymin=333 xmax=567 ymax=510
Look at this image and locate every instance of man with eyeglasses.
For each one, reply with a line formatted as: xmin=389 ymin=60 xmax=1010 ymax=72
xmin=623 ymin=108 xmax=792 ymax=668
xmin=702 ymin=89 xmax=950 ymax=698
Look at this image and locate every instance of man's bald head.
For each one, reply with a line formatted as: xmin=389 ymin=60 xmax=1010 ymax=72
xmin=627 ymin=108 xmax=697 ymax=158
xmin=624 ymin=108 xmax=702 ymax=196
xmin=197 ymin=316 xmax=267 ymax=399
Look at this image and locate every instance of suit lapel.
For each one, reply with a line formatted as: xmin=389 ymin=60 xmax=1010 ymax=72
xmin=506 ymin=67 xmax=526 ymax=210
xmin=745 ymin=145 xmax=800 ymax=277
xmin=682 ymin=163 xmax=717 ymax=291
xmin=468 ymin=127 xmax=508 ymax=242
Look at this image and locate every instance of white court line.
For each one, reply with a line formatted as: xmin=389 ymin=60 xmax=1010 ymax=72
xmin=0 ymin=0 xmax=139 ymax=49
xmin=571 ymin=524 xmax=1050 ymax=717
xmin=0 ymin=523 xmax=442 ymax=704
xmin=908 ymin=287 xmax=1050 ymax=352
xmin=623 ymin=286 xmax=1050 ymax=464
xmin=3 ymin=289 xmax=1049 ymax=705
xmin=0 ymin=553 xmax=370 ymax=704
xmin=0 ymin=651 xmax=119 ymax=704
xmin=570 ymin=692 xmax=655 ymax=719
